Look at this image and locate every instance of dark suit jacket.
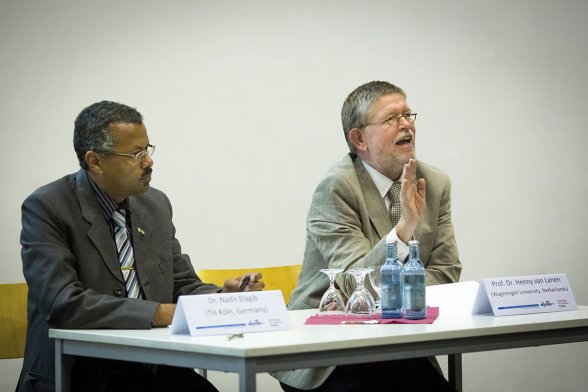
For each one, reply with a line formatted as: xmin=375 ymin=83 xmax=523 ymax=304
xmin=17 ymin=170 xmax=220 ymax=392
xmin=272 ymin=154 xmax=462 ymax=389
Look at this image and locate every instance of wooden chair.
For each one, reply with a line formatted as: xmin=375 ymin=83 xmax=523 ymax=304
xmin=0 ymin=283 xmax=28 ymax=359
xmin=197 ymin=264 xmax=301 ymax=304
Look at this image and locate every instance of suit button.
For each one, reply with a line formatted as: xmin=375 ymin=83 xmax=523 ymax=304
xmin=113 ymin=287 xmax=124 ymax=297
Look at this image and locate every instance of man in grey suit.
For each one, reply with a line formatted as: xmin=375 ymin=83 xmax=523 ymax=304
xmin=17 ymin=101 xmax=264 ymax=392
xmin=272 ymin=81 xmax=461 ymax=391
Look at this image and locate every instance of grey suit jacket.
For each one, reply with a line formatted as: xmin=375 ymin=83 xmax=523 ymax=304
xmin=272 ymin=154 xmax=461 ymax=389
xmin=17 ymin=170 xmax=220 ymax=392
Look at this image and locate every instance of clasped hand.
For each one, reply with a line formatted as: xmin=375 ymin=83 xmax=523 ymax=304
xmin=221 ymin=272 xmax=265 ymax=293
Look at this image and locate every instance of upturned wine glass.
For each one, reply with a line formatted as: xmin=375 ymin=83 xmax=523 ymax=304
xmin=345 ymin=268 xmax=376 ymax=315
xmin=318 ymin=268 xmax=346 ymax=313
xmin=368 ymin=268 xmax=382 ymax=311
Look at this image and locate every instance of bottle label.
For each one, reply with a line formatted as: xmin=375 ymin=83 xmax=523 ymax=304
xmin=403 ymin=274 xmax=426 ymax=319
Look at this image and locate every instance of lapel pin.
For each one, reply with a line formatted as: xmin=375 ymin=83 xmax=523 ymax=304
xmin=137 ymin=227 xmax=145 ymax=235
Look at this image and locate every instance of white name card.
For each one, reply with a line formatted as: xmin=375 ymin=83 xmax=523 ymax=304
xmin=472 ymin=273 xmax=577 ymax=316
xmin=170 ymin=290 xmax=292 ymax=336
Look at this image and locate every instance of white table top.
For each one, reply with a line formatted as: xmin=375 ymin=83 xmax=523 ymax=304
xmin=50 ymin=306 xmax=588 ymax=359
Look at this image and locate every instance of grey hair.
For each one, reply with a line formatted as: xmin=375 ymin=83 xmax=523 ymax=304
xmin=341 ymin=81 xmax=406 ymax=153
xmin=73 ymin=101 xmax=143 ymax=169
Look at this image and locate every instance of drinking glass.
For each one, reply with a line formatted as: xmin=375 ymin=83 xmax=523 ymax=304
xmin=368 ymin=267 xmax=382 ymax=311
xmin=345 ymin=268 xmax=376 ymax=315
xmin=318 ymin=268 xmax=346 ymax=313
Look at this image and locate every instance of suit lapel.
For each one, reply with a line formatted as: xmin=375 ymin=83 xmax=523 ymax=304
xmin=128 ymin=197 xmax=158 ymax=299
xmin=128 ymin=198 xmax=150 ymax=272
xmin=75 ymin=170 xmax=124 ymax=284
xmin=352 ymin=158 xmax=393 ymax=239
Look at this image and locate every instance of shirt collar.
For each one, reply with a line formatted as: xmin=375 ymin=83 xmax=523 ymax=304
xmin=86 ymin=172 xmax=130 ymax=220
xmin=361 ymin=160 xmax=396 ymax=199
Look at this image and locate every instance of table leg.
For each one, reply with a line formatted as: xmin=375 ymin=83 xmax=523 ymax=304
xmin=54 ymin=339 xmax=72 ymax=392
xmin=448 ymin=353 xmax=463 ymax=392
xmin=196 ymin=368 xmax=208 ymax=378
xmin=239 ymin=367 xmax=256 ymax=392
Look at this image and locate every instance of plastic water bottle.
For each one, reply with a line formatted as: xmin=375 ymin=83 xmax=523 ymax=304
xmin=403 ymin=240 xmax=426 ymax=320
xmin=380 ymin=241 xmax=403 ymax=319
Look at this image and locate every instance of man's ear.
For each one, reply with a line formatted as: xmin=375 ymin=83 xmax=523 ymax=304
xmin=85 ymin=151 xmax=104 ymax=174
xmin=348 ymin=127 xmax=367 ymax=152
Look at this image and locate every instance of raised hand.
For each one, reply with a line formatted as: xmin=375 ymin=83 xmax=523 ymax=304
xmin=396 ymin=158 xmax=426 ymax=243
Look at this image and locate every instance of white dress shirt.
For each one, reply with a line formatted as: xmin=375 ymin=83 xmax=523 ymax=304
xmin=362 ymin=161 xmax=409 ymax=260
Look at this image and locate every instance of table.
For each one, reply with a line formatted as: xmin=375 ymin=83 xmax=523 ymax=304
xmin=51 ymin=306 xmax=588 ymax=392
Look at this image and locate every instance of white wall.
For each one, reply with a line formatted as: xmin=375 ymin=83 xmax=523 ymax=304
xmin=1 ymin=0 xmax=587 ymax=391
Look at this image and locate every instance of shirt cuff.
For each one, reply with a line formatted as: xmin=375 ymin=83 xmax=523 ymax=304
xmin=385 ymin=228 xmax=409 ymax=261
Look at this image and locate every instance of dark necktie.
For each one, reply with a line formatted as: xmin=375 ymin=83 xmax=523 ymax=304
xmin=112 ymin=209 xmax=141 ymax=298
xmin=387 ymin=182 xmax=402 ymax=226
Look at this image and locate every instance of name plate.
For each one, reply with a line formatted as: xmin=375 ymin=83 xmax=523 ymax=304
xmin=170 ymin=290 xmax=292 ymax=336
xmin=472 ymin=273 xmax=577 ymax=316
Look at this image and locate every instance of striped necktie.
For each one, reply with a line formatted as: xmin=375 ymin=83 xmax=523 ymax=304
xmin=112 ymin=209 xmax=141 ymax=299
xmin=387 ymin=182 xmax=402 ymax=226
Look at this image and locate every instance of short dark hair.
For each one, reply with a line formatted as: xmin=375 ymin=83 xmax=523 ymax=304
xmin=341 ymin=81 xmax=406 ymax=153
xmin=73 ymin=101 xmax=143 ymax=169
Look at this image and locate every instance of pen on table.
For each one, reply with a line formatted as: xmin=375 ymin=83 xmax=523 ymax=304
xmin=341 ymin=320 xmax=380 ymax=324
xmin=239 ymin=275 xmax=251 ymax=292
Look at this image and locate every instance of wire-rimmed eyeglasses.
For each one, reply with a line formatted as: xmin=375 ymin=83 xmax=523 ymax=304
xmin=97 ymin=144 xmax=155 ymax=162
xmin=359 ymin=112 xmax=417 ymax=129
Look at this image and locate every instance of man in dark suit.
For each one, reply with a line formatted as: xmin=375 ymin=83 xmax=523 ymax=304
xmin=272 ymin=81 xmax=462 ymax=391
xmin=17 ymin=101 xmax=264 ymax=392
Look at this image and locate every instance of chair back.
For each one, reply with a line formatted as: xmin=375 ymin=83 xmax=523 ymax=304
xmin=197 ymin=264 xmax=301 ymax=304
xmin=0 ymin=283 xmax=28 ymax=359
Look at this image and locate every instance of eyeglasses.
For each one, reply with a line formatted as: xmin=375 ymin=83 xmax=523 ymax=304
xmin=360 ymin=112 xmax=417 ymax=129
xmin=97 ymin=144 xmax=155 ymax=162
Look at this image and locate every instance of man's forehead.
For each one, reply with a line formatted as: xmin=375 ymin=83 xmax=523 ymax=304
xmin=369 ymin=93 xmax=409 ymax=116
xmin=108 ymin=121 xmax=144 ymax=130
xmin=109 ymin=122 xmax=148 ymax=145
